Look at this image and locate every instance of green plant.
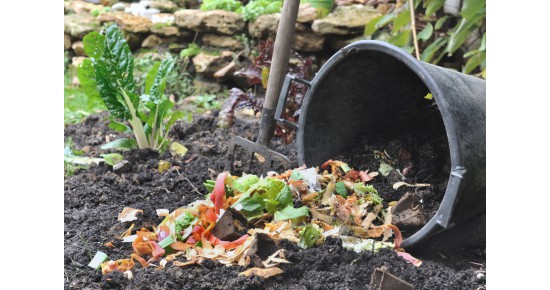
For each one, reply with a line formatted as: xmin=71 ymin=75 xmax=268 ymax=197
xmin=193 ymin=94 xmax=222 ymax=111
xmin=241 ymin=0 xmax=282 ymax=21
xmin=78 ymin=24 xmax=191 ymax=151
xmin=200 ymin=0 xmax=242 ymax=12
xmin=365 ymin=0 xmax=486 ymax=77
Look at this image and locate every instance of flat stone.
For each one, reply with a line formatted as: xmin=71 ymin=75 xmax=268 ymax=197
xmin=72 ymin=41 xmax=86 ymax=56
xmin=248 ymin=14 xmax=279 ymax=38
xmin=151 ymin=23 xmax=181 ymax=37
xmin=248 ymin=14 xmax=307 ymax=38
xmin=64 ymin=34 xmax=72 ymax=50
xmin=294 ymin=30 xmax=325 ymax=52
xmin=297 ymin=2 xmax=318 ymax=23
xmin=141 ymin=34 xmax=177 ymax=48
xmin=192 ymin=50 xmax=234 ymax=76
xmin=174 ymin=9 xmax=244 ymax=35
xmin=149 ymin=1 xmax=179 ymax=13
xmin=312 ymin=4 xmax=381 ymax=35
xmin=68 ymin=0 xmax=105 ymax=14
xmin=64 ymin=13 xmax=100 ymax=38
xmin=97 ymin=12 xmax=152 ymax=33
xmin=202 ymin=34 xmax=243 ymax=50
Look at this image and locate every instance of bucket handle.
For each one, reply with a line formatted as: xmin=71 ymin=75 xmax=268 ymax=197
xmin=275 ymin=74 xmax=311 ymax=130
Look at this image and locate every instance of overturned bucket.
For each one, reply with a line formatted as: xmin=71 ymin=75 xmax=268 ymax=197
xmin=276 ymin=41 xmax=486 ymax=248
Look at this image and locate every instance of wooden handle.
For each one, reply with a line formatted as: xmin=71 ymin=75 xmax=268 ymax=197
xmin=263 ymin=0 xmax=300 ymax=110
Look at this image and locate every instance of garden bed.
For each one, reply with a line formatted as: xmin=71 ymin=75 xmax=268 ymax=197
xmin=64 ymin=112 xmax=485 ymax=289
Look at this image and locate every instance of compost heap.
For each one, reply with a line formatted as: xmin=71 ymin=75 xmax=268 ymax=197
xmin=92 ymin=160 xmax=422 ymax=277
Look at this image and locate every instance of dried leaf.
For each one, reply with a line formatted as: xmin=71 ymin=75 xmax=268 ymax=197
xmin=118 ymin=207 xmax=143 ymax=223
xmin=239 ymin=267 xmax=283 ymax=278
xmin=118 ymin=223 xmax=135 ymax=239
xmin=170 ymin=142 xmax=188 ymax=157
xmin=254 ymin=153 xmax=266 ymax=163
xmin=158 ymin=160 xmax=171 ymax=173
xmin=104 ymin=241 xmax=115 ymax=248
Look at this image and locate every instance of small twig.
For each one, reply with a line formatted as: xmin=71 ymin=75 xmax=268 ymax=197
xmin=176 ymin=169 xmax=203 ymax=196
xmin=409 ymin=0 xmax=420 ymax=60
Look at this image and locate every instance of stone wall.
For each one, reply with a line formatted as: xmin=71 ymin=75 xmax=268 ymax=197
xmin=65 ymin=0 xmax=383 ymax=86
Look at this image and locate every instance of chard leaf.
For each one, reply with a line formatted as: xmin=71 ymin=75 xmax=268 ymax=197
xmin=82 ymin=31 xmax=105 ymax=59
xmin=108 ymin=120 xmax=131 ymax=133
xmin=149 ymin=54 xmax=175 ymax=99
xmin=77 ymin=59 xmax=100 ymax=100
xmin=100 ymin=138 xmax=138 ymax=150
xmin=298 ymin=224 xmax=322 ymax=249
xmin=274 ymin=205 xmax=309 ymax=221
xmin=93 ymin=24 xmax=136 ymax=120
xmin=145 ymin=62 xmax=161 ymax=95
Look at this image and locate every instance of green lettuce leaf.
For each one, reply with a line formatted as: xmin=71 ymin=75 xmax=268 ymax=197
xmin=298 ymin=224 xmax=322 ymax=249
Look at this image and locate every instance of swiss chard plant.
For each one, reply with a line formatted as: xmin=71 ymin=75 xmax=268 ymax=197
xmin=78 ymin=24 xmax=191 ymax=151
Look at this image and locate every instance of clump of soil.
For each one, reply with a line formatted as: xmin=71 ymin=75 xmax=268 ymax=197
xmin=64 ymin=112 xmax=485 ymax=290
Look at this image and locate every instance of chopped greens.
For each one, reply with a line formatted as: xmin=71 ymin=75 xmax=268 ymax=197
xmin=175 ymin=212 xmax=197 ymax=241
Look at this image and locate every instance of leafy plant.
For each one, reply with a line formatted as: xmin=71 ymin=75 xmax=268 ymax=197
xmin=241 ymin=0 xmax=282 ymax=21
xmin=364 ymin=0 xmax=486 ymax=77
xmin=78 ymin=24 xmax=191 ymax=151
xmin=200 ymin=0 xmax=243 ymax=12
xmin=218 ymin=40 xmax=313 ymax=143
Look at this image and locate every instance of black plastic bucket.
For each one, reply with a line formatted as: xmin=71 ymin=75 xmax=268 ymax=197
xmin=276 ymin=41 xmax=486 ymax=248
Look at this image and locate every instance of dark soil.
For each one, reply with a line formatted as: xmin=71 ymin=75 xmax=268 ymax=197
xmin=64 ymin=112 xmax=485 ymax=290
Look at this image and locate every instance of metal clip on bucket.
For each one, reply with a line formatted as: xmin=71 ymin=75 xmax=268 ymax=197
xmin=277 ymin=41 xmax=485 ymax=248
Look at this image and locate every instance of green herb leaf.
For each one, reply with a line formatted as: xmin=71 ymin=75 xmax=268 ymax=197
xmin=392 ymin=8 xmax=410 ymax=33
xmin=460 ymin=0 xmax=485 ymax=22
xmin=388 ymin=29 xmax=411 ymax=47
xmin=417 ymin=22 xmax=433 ymax=41
xmin=101 ymin=153 xmax=124 ymax=166
xmin=434 ymin=15 xmax=448 ymax=30
xmin=424 ymin=0 xmax=444 ymax=18
xmin=364 ymin=15 xmax=383 ymax=36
